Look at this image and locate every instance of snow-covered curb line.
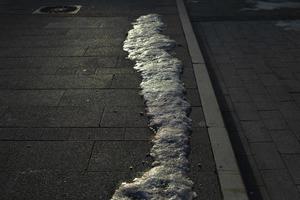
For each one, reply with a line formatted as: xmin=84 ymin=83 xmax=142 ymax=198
xmin=111 ymin=14 xmax=196 ymax=200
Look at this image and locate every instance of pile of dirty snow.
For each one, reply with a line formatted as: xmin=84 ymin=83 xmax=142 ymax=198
xmin=111 ymin=14 xmax=196 ymax=200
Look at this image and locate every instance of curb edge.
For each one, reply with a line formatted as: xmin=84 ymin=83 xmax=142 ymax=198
xmin=176 ymin=0 xmax=249 ymax=199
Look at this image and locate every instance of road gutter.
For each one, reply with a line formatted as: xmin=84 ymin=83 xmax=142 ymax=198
xmin=176 ymin=0 xmax=249 ymax=199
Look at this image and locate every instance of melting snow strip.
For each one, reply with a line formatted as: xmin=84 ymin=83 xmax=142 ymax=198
xmin=111 ymin=14 xmax=196 ymax=200
xmin=276 ymin=20 xmax=300 ymax=30
xmin=242 ymin=1 xmax=300 ymax=11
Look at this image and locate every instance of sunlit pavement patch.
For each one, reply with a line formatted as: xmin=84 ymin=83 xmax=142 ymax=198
xmin=111 ymin=14 xmax=196 ymax=200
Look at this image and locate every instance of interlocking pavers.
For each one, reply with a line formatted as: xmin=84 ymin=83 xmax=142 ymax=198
xmin=111 ymin=74 xmax=141 ymax=89
xmin=234 ymin=102 xmax=260 ymax=121
xmin=189 ymin=128 xmax=218 ymax=171
xmin=0 ymin=0 xmax=223 ymax=199
xmin=181 ymin=68 xmax=197 ymax=88
xmin=3 ymin=141 xmax=93 ymax=171
xmin=88 ymin=141 xmax=152 ymax=172
xmin=84 ymin=47 xmax=122 ymax=57
xmin=4 ymin=171 xmax=132 ymax=200
xmin=269 ymin=130 xmax=300 ymax=154
xmin=262 ymin=170 xmax=300 ymax=200
xmin=250 ymin=142 xmax=285 ymax=170
xmin=241 ymin=121 xmax=272 ymax=142
xmin=124 ymin=128 xmax=152 ymax=141
xmin=192 ymin=18 xmax=300 ymax=199
xmin=186 ymin=89 xmax=202 ymax=106
xmin=14 ymin=75 xmax=113 ymax=89
xmin=228 ymin=87 xmax=252 ymax=103
xmin=0 ymin=90 xmax=64 ymax=106
xmin=100 ymin=106 xmax=148 ymax=128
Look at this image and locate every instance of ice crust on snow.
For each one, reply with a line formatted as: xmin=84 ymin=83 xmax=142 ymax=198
xmin=276 ymin=20 xmax=300 ymax=30
xmin=243 ymin=0 xmax=300 ymax=11
xmin=111 ymin=14 xmax=196 ymax=200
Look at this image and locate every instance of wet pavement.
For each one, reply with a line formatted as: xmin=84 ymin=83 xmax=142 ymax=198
xmin=0 ymin=0 xmax=222 ymax=199
xmin=188 ymin=0 xmax=300 ymax=199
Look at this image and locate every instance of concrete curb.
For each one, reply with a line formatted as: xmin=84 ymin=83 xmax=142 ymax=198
xmin=176 ymin=0 xmax=249 ymax=199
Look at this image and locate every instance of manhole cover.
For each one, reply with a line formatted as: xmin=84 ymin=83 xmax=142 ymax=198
xmin=33 ymin=5 xmax=81 ymax=14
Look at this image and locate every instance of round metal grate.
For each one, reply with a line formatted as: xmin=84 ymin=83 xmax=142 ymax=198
xmin=39 ymin=6 xmax=78 ymax=13
xmin=33 ymin=5 xmax=81 ymax=14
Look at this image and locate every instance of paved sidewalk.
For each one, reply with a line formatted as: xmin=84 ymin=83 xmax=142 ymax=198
xmin=0 ymin=0 xmax=222 ymax=199
xmin=187 ymin=0 xmax=300 ymax=199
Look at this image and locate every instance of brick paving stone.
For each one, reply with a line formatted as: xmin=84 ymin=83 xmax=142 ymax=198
xmin=243 ymin=82 xmax=268 ymax=96
xmin=223 ymin=75 xmax=244 ymax=88
xmin=181 ymin=68 xmax=197 ymax=89
xmin=189 ymin=128 xmax=217 ymax=171
xmin=14 ymin=75 xmax=113 ymax=89
xmin=282 ymin=155 xmax=300 ymax=185
xmin=4 ymin=171 xmax=132 ymax=200
xmin=100 ymin=106 xmax=148 ymax=128
xmin=84 ymin=47 xmax=121 ymax=57
xmin=234 ymin=102 xmax=260 ymax=121
xmin=250 ymin=142 xmax=285 ymax=170
xmin=278 ymin=101 xmax=300 ymax=121
xmin=59 ymin=90 xmax=107 ymax=107
xmin=287 ymin=120 xmax=300 ymax=140
xmin=272 ymin=68 xmax=296 ymax=80
xmin=1 ymin=141 xmax=93 ymax=171
xmin=222 ymin=111 xmax=243 ymax=132
xmin=0 ymin=128 xmax=124 ymax=141
xmin=237 ymin=69 xmax=259 ymax=82
xmin=266 ymin=86 xmax=293 ymax=102
xmin=194 ymin=19 xmax=300 ymax=199
xmin=0 ymin=90 xmax=64 ymax=106
xmin=251 ymin=94 xmax=277 ymax=111
xmin=247 ymin=186 xmax=271 ymax=200
xmin=228 ymin=87 xmax=252 ymax=103
xmin=88 ymin=141 xmax=152 ymax=172
xmin=186 ymin=89 xmax=201 ymax=106
xmin=0 ymin=106 xmax=104 ymax=127
xmin=229 ymin=131 xmax=253 ymax=156
xmin=0 ymin=0 xmax=222 ymax=199
xmin=259 ymin=110 xmax=284 ymax=120
xmin=189 ymin=106 xmax=206 ymax=127
xmin=262 ymin=170 xmax=300 ymax=200
xmin=124 ymin=128 xmax=152 ymax=141
xmin=188 ymin=171 xmax=222 ymax=200
xmin=259 ymin=74 xmax=281 ymax=86
xmin=238 ymin=155 xmax=265 ymax=187
xmin=219 ymin=95 xmax=235 ymax=112
xmin=67 ymin=128 xmax=125 ymax=141
xmin=39 ymin=106 xmax=104 ymax=127
xmin=259 ymin=109 xmax=289 ymax=131
xmin=0 ymin=47 xmax=86 ymax=57
xmin=241 ymin=121 xmax=272 ymax=142
xmin=281 ymin=80 xmax=300 ymax=93
xmin=263 ymin=118 xmax=288 ymax=131
xmin=269 ymin=130 xmax=300 ymax=154
xmin=0 ymin=106 xmax=49 ymax=127
xmin=96 ymin=67 xmax=135 ymax=74
xmin=111 ymin=74 xmax=141 ymax=89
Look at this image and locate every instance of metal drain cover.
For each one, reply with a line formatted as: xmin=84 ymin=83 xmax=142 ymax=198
xmin=33 ymin=5 xmax=81 ymax=14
